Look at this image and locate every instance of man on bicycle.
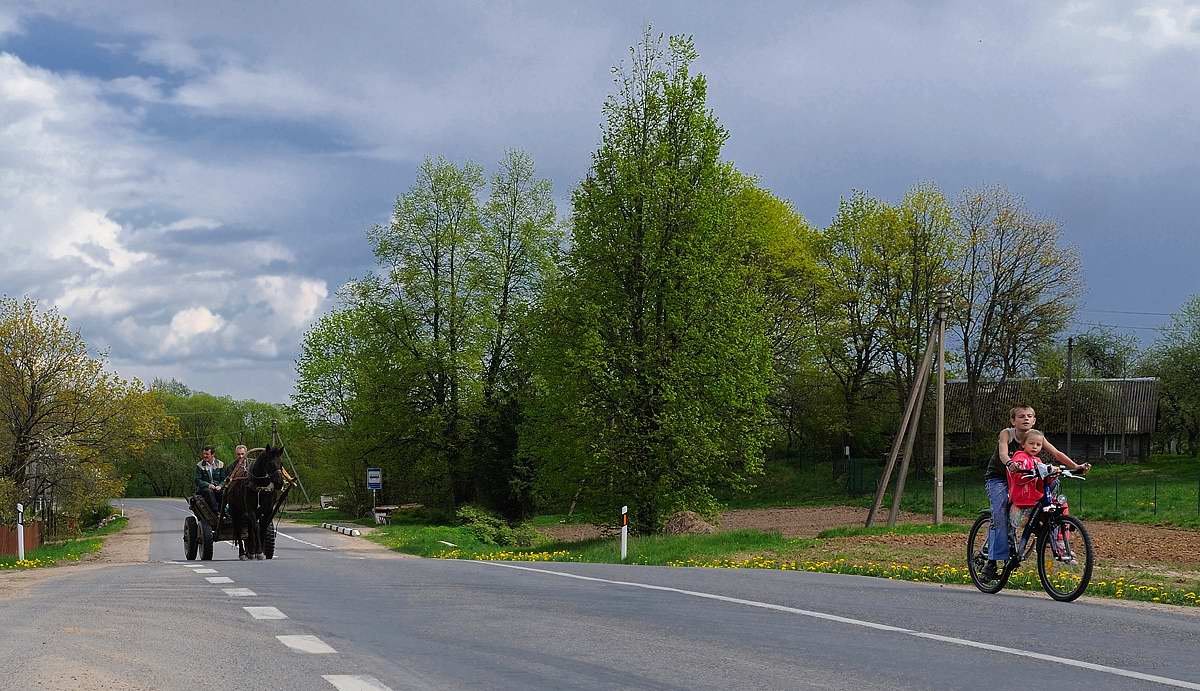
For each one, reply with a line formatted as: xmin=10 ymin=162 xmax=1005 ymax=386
xmin=982 ymin=404 xmax=1090 ymax=580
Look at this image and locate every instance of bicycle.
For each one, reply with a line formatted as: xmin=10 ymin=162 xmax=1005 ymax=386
xmin=967 ymin=466 xmax=1094 ymax=602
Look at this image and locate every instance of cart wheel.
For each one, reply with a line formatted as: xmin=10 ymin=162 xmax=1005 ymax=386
xmin=201 ymin=521 xmax=214 ymax=561
xmin=184 ymin=516 xmax=198 ymax=560
xmin=262 ymin=522 xmax=277 ymax=560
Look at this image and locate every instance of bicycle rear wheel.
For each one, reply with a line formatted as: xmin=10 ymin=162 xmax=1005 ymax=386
xmin=1036 ymin=515 xmax=1093 ymax=602
xmin=968 ymin=512 xmax=1010 ymax=593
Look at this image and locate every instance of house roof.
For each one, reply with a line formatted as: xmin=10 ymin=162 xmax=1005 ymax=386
xmin=944 ymin=377 xmax=1159 ymax=436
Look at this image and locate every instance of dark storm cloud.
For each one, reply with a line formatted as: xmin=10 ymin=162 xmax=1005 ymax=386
xmin=1 ymin=1 xmax=1195 ymax=400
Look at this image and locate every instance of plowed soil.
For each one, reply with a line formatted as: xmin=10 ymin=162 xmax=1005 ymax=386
xmin=538 ymin=506 xmax=1200 ymax=569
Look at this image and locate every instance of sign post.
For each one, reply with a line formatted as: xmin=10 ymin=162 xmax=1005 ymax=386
xmin=620 ymin=506 xmax=628 ymax=561
xmin=16 ymin=502 xmax=24 ymax=561
xmin=366 ymin=467 xmax=382 ymax=510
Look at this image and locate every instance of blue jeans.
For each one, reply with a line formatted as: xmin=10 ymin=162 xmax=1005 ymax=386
xmin=985 ymin=477 xmax=1010 ymax=562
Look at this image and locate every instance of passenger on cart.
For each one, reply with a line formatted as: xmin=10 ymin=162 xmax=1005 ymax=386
xmin=194 ymin=446 xmax=227 ymax=515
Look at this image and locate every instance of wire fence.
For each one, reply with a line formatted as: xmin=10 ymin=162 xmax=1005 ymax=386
xmin=846 ymin=458 xmax=1200 ymax=523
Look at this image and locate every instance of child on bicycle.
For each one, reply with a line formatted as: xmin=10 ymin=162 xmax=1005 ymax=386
xmin=1008 ymin=429 xmax=1076 ymax=563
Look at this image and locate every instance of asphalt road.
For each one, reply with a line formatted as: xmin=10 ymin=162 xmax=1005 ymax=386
xmin=2 ymin=498 xmax=1200 ymax=690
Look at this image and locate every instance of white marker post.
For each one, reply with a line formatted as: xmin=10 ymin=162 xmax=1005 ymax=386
xmin=16 ymin=502 xmax=24 ymax=561
xmin=620 ymin=506 xmax=628 ymax=561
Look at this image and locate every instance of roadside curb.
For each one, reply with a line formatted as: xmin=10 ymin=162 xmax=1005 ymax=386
xmin=319 ymin=523 xmax=362 ymax=537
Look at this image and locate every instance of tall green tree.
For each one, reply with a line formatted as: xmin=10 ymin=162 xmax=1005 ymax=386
xmin=811 ymin=191 xmax=891 ymax=460
xmin=530 ymin=32 xmax=773 ymax=531
xmin=473 ymin=150 xmax=560 ymax=515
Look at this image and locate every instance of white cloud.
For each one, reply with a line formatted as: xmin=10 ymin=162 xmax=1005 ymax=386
xmin=252 ymin=275 xmax=328 ymax=329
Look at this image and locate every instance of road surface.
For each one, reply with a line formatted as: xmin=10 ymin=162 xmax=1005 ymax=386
xmin=1 ymin=498 xmax=1198 ymax=690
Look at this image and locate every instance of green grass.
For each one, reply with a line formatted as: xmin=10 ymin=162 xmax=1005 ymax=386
xmin=0 ymin=517 xmax=128 ymax=570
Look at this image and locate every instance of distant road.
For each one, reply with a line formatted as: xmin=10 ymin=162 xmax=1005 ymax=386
xmin=1 ymin=497 xmax=1199 ymax=690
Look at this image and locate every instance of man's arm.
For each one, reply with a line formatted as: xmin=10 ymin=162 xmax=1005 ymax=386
xmin=1041 ymin=438 xmax=1090 ymax=472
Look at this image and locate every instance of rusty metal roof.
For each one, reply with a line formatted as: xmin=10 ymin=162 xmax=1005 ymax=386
xmin=943 ymin=377 xmax=1159 ymax=435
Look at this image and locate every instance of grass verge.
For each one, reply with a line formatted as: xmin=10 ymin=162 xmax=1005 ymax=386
xmin=0 ymin=517 xmax=128 ymax=570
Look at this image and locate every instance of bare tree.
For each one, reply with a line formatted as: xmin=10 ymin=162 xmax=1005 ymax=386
xmin=952 ymin=187 xmax=1081 ymax=445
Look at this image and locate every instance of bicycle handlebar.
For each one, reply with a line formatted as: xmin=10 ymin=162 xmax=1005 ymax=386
xmin=1019 ymin=466 xmax=1086 ymax=481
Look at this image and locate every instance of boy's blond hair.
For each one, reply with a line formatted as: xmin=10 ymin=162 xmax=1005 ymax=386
xmin=1009 ymin=404 xmax=1034 ymax=421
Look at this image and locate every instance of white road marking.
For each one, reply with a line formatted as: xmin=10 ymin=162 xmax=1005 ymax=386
xmin=276 ymin=635 xmax=336 ymax=654
xmin=192 ymin=568 xmax=218 ymax=574
xmin=277 ymin=530 xmax=333 ymax=551
xmin=244 ymin=606 xmax=287 ymax=620
xmin=479 ymin=562 xmax=1200 ymax=691
xmin=223 ymin=588 xmax=257 ymax=597
xmin=323 ymin=675 xmax=393 ymax=690
xmin=205 ymin=576 xmax=234 ymax=584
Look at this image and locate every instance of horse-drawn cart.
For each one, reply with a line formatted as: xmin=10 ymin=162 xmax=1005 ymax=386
xmin=182 ymin=447 xmax=295 ymax=561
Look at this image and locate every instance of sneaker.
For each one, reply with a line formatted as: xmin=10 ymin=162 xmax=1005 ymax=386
xmin=981 ymin=561 xmax=999 ymax=581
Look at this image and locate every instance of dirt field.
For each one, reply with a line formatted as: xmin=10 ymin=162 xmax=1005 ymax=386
xmin=538 ymin=506 xmax=1200 ymax=573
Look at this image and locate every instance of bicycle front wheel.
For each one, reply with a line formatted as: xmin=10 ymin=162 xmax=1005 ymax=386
xmin=968 ymin=512 xmax=1009 ymax=593
xmin=1036 ymin=515 xmax=1094 ymax=602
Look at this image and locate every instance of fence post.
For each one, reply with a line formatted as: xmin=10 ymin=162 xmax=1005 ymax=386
xmin=1153 ymin=476 xmax=1158 ymax=516
xmin=1114 ymin=477 xmax=1119 ymax=515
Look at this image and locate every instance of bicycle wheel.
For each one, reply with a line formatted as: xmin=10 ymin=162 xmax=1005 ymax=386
xmin=968 ymin=512 xmax=1010 ymax=593
xmin=1036 ymin=515 xmax=1093 ymax=602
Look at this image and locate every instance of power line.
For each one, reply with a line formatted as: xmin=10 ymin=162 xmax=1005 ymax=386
xmin=1070 ymin=320 xmax=1167 ymax=332
xmin=1079 ymin=308 xmax=1175 ymax=317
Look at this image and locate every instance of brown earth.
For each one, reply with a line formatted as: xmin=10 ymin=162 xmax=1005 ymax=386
xmin=537 ymin=505 xmax=1200 ymax=570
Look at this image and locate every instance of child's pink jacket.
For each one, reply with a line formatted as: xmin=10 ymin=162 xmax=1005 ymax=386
xmin=1007 ymin=450 xmax=1044 ymax=507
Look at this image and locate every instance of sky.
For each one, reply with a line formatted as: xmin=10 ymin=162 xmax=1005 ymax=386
xmin=1 ymin=1 xmax=1196 ymax=403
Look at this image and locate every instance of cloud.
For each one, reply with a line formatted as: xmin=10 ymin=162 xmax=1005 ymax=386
xmin=0 ymin=50 xmax=334 ymax=400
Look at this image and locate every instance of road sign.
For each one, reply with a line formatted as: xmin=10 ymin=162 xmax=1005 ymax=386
xmin=366 ymin=467 xmax=382 ymax=490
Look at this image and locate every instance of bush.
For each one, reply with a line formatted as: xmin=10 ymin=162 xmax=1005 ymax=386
xmin=455 ymin=504 xmax=538 ymax=547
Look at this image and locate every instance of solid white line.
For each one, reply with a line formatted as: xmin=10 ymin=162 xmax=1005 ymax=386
xmin=244 ymin=606 xmax=287 ymax=620
xmin=276 ymin=530 xmax=333 ymax=551
xmin=205 ymin=576 xmax=234 ymax=584
xmin=276 ymin=635 xmax=336 ymax=654
xmin=323 ymin=674 xmax=393 ymax=690
xmin=192 ymin=568 xmax=218 ymax=574
xmin=477 ymin=562 xmax=1200 ymax=690
xmin=223 ymin=588 xmax=257 ymax=597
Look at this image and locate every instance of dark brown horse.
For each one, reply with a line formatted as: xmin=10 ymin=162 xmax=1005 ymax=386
xmin=224 ymin=445 xmax=285 ymax=560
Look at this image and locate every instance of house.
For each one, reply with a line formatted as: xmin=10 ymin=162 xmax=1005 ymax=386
xmin=943 ymin=377 xmax=1160 ymax=463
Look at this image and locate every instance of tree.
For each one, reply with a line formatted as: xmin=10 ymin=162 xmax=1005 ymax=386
xmin=1139 ymin=296 xmax=1200 ymax=455
xmin=530 ymin=31 xmax=773 ymax=531
xmin=810 ymin=191 xmax=892 ymax=461
xmin=730 ymin=180 xmax=829 ymax=457
xmin=473 ymin=150 xmax=560 ymax=515
xmin=0 ymin=297 xmax=174 ymax=531
xmin=874 ymin=183 xmax=958 ymax=409
xmin=951 ymin=187 xmax=1082 ymax=446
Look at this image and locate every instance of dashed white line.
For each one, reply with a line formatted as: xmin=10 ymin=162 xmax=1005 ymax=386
xmin=223 ymin=588 xmax=257 ymax=597
xmin=205 ymin=576 xmax=234 ymax=584
xmin=276 ymin=635 xmax=337 ymax=654
xmin=323 ymin=675 xmax=393 ymax=691
xmin=244 ymin=606 xmax=288 ymax=620
xmin=193 ymin=568 xmax=218 ymax=574
xmin=480 ymin=562 xmax=1200 ymax=691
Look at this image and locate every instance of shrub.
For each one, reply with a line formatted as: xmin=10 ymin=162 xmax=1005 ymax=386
xmin=456 ymin=504 xmax=539 ymax=547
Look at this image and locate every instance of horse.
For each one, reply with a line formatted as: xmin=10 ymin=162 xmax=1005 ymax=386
xmin=223 ymin=445 xmax=285 ymax=560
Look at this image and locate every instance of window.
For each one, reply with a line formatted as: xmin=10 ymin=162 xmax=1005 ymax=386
xmin=1104 ymin=435 xmax=1122 ymax=455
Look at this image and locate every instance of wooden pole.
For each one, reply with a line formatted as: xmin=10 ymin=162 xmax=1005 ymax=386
xmin=1065 ymin=336 xmax=1073 ymax=458
xmin=888 ymin=368 xmax=930 ymax=526
xmin=866 ymin=328 xmax=938 ymax=527
xmin=934 ymin=289 xmax=947 ymax=525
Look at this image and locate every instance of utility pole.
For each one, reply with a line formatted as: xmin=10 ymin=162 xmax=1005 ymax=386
xmin=934 ymin=289 xmax=947 ymax=525
xmin=1065 ymin=336 xmax=1073 ymax=458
